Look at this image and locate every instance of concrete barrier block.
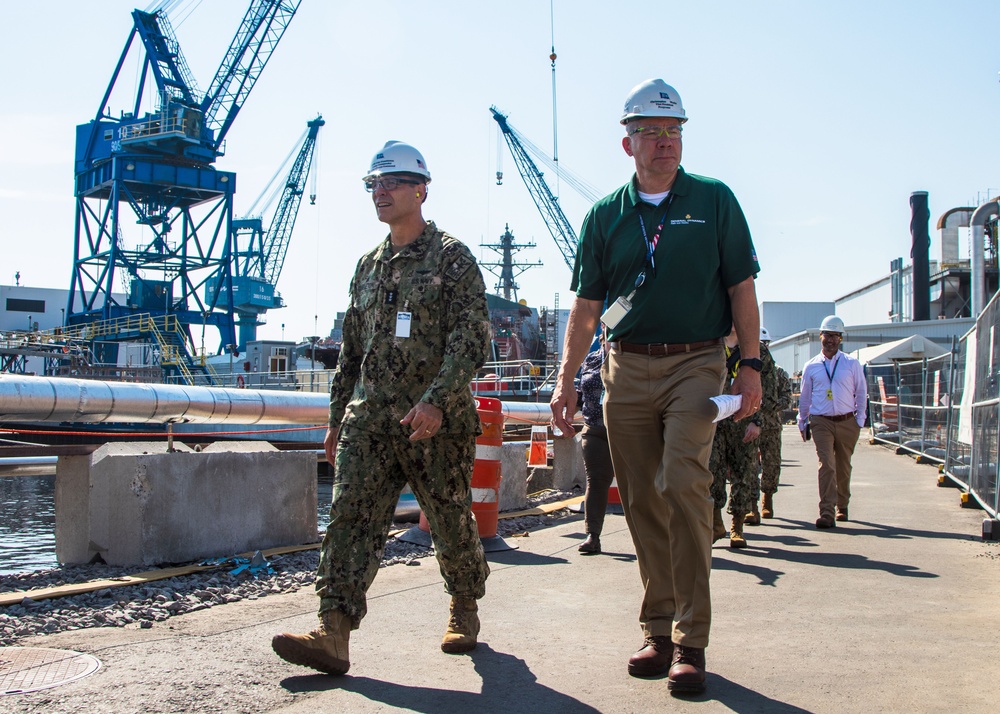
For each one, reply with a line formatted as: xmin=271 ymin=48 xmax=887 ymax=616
xmin=552 ymin=432 xmax=585 ymax=491
xmin=499 ymin=442 xmax=528 ymax=511
xmin=56 ymin=442 xmax=317 ymax=567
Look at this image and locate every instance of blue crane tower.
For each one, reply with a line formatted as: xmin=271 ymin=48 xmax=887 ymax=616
xmin=490 ymin=106 xmax=602 ymax=271
xmin=68 ymin=1 xmax=301 ymax=382
xmin=214 ymin=115 xmax=325 ymax=351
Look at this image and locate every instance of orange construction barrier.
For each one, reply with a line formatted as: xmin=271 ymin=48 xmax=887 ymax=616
xmin=608 ymin=477 xmax=622 ymax=507
xmin=411 ymin=396 xmax=513 ymax=551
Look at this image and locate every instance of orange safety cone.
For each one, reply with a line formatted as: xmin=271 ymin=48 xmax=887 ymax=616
xmin=570 ymin=476 xmax=624 ymax=515
xmin=398 ymin=397 xmax=516 ymax=552
xmin=606 ymin=477 xmax=623 ymax=514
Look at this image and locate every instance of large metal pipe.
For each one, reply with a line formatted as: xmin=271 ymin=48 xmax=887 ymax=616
xmin=969 ymin=201 xmax=999 ymax=316
xmin=0 ymin=374 xmax=558 ymax=427
xmin=936 ymin=206 xmax=974 ymax=267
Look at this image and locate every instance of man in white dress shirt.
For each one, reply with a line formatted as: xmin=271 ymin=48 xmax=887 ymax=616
xmin=797 ymin=316 xmax=868 ymax=528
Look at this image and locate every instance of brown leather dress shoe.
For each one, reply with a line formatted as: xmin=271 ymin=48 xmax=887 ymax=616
xmin=836 ymin=509 xmax=849 ymax=522
xmin=815 ymin=515 xmax=836 ymax=529
xmin=627 ymin=635 xmax=674 ymax=677
xmin=668 ymin=645 xmax=706 ymax=693
xmin=578 ymin=533 xmax=601 ymax=554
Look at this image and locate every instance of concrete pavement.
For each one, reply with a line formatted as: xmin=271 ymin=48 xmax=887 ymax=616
xmin=5 ymin=426 xmax=999 ymax=713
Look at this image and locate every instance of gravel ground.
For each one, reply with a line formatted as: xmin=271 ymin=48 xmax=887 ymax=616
xmin=0 ymin=489 xmax=580 ymax=646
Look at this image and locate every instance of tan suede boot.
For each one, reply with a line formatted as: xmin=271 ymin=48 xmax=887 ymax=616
xmin=441 ymin=596 xmax=480 ymax=653
xmin=762 ymin=492 xmax=774 ymax=518
xmin=272 ymin=609 xmax=351 ymax=675
xmin=730 ymin=513 xmax=747 ymax=549
xmin=745 ymin=500 xmax=761 ymax=526
xmin=712 ymin=507 xmax=727 ymax=544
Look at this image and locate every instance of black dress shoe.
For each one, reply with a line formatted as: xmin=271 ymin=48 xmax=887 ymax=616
xmin=578 ymin=533 xmax=601 ymax=554
xmin=627 ymin=635 xmax=673 ymax=677
xmin=836 ymin=509 xmax=849 ymax=522
xmin=815 ymin=515 xmax=836 ymax=529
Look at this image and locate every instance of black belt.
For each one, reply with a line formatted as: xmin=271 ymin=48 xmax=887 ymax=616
xmin=609 ymin=339 xmax=722 ymax=357
xmin=816 ymin=413 xmax=855 ymax=422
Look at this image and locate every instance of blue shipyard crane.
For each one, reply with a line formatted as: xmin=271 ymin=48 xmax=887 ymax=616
xmin=219 ymin=115 xmax=325 ymax=350
xmin=490 ymin=107 xmax=601 ymax=271
xmin=68 ymin=0 xmax=301 ymax=381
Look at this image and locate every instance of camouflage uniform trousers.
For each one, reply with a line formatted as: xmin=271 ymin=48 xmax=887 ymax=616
xmin=316 ymin=425 xmax=489 ymax=628
xmin=710 ymin=417 xmax=761 ymax=516
xmin=757 ymin=426 xmax=782 ymax=496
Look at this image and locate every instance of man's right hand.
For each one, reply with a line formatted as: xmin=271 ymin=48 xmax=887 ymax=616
xmin=550 ymin=378 xmax=578 ymax=438
xmin=324 ymin=426 xmax=340 ymax=465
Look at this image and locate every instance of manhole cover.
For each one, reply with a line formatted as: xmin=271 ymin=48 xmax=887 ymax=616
xmin=1 ymin=647 xmax=101 ymax=695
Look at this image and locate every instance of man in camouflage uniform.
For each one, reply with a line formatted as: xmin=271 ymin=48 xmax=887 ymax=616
xmin=272 ymin=141 xmax=491 ymax=676
xmin=710 ymin=328 xmax=774 ymax=547
xmin=753 ymin=331 xmax=792 ymax=518
xmin=744 ymin=329 xmax=784 ymax=524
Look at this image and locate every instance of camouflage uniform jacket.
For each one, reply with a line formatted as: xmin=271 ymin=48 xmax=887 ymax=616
xmin=758 ymin=343 xmax=782 ymax=429
xmin=724 ymin=342 xmax=779 ymax=428
xmin=329 ymin=221 xmax=490 ymax=436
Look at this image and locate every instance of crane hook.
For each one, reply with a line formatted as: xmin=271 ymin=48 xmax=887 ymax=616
xmin=496 ymin=171 xmax=503 ymax=186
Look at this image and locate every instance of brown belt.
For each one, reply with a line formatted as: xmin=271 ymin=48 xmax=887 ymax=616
xmin=816 ymin=413 xmax=855 ymax=422
xmin=609 ymin=338 xmax=723 ymax=357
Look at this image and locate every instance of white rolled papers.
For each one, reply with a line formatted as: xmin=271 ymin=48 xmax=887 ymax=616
xmin=710 ymin=394 xmax=743 ymax=423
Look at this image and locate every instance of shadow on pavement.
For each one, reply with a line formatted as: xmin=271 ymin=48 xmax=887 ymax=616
xmin=695 ymin=673 xmax=814 ymax=712
xmin=725 ymin=542 xmax=938 ymax=580
xmin=281 ymin=642 xmax=602 ymax=713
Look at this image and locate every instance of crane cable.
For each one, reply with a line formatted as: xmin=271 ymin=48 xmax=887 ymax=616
xmin=550 ymin=0 xmax=560 ymax=199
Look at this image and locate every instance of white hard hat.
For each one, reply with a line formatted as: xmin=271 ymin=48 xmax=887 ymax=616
xmin=819 ymin=315 xmax=846 ymax=334
xmin=760 ymin=327 xmax=771 ymax=342
xmin=364 ymin=141 xmax=431 ymax=182
xmin=620 ymin=79 xmax=688 ymax=125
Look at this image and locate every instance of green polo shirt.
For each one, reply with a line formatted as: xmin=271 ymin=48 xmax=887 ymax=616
xmin=571 ymin=167 xmax=759 ymax=343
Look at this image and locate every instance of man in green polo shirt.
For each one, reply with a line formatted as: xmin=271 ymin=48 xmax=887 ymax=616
xmin=551 ymin=78 xmax=762 ymax=695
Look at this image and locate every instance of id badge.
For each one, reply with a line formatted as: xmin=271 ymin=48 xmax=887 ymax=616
xmin=395 ymin=311 xmax=412 ymax=338
xmin=601 ymin=296 xmax=632 ymax=329
xmin=825 ymin=389 xmax=833 ymax=401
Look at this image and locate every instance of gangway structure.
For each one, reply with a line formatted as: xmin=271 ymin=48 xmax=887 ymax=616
xmin=68 ymin=1 xmax=302 ymax=383
xmin=212 ymin=115 xmax=325 ymax=351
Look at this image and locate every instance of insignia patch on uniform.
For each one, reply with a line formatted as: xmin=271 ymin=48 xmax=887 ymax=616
xmin=444 ymin=253 xmax=475 ymax=283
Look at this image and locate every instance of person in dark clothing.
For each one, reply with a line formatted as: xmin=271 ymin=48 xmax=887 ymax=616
xmin=577 ymin=340 xmax=616 ymax=555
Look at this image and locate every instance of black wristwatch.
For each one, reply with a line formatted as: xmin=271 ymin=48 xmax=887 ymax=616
xmin=739 ymin=358 xmax=764 ymax=372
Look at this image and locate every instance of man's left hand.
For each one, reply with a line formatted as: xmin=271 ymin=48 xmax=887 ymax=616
xmin=730 ymin=368 xmax=763 ymax=421
xmin=742 ymin=422 xmax=761 ymax=443
xmin=401 ymin=402 xmax=444 ymax=441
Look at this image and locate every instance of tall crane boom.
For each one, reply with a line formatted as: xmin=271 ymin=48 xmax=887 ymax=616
xmin=224 ymin=115 xmax=324 ymax=349
xmin=491 ymin=107 xmax=578 ymax=271
xmin=201 ymin=0 xmax=302 ymax=152
xmin=263 ymin=115 xmax=324 ymax=285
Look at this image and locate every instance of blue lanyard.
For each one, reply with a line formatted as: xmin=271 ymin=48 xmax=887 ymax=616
xmin=822 ymin=355 xmax=840 ymax=385
xmin=637 ymin=194 xmax=675 ymax=279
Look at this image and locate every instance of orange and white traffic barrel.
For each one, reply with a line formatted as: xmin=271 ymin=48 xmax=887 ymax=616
xmin=400 ymin=396 xmax=515 ymax=552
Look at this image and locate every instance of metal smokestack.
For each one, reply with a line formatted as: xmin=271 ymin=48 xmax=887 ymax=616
xmin=910 ymin=191 xmax=931 ymax=322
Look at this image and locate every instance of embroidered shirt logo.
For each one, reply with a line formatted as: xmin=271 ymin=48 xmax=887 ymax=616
xmin=670 ymin=213 xmax=706 ymax=225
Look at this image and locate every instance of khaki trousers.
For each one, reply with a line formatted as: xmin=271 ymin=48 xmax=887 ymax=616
xmin=809 ymin=416 xmax=860 ymax=519
xmin=602 ymin=346 xmax=724 ymax=648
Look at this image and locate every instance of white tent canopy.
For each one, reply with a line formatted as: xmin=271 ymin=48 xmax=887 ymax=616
xmin=851 ymin=334 xmax=949 ymax=365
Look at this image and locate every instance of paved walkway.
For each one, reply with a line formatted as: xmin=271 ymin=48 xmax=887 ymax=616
xmin=6 ymin=427 xmax=999 ymax=713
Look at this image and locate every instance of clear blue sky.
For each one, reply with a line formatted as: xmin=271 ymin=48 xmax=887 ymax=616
xmin=3 ymin=1 xmax=1000 ymax=345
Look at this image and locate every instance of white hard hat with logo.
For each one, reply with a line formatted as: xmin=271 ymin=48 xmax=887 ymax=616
xmin=760 ymin=327 xmax=771 ymax=342
xmin=364 ymin=141 xmax=431 ymax=182
xmin=819 ymin=315 xmax=846 ymax=334
xmin=620 ymin=79 xmax=688 ymax=125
